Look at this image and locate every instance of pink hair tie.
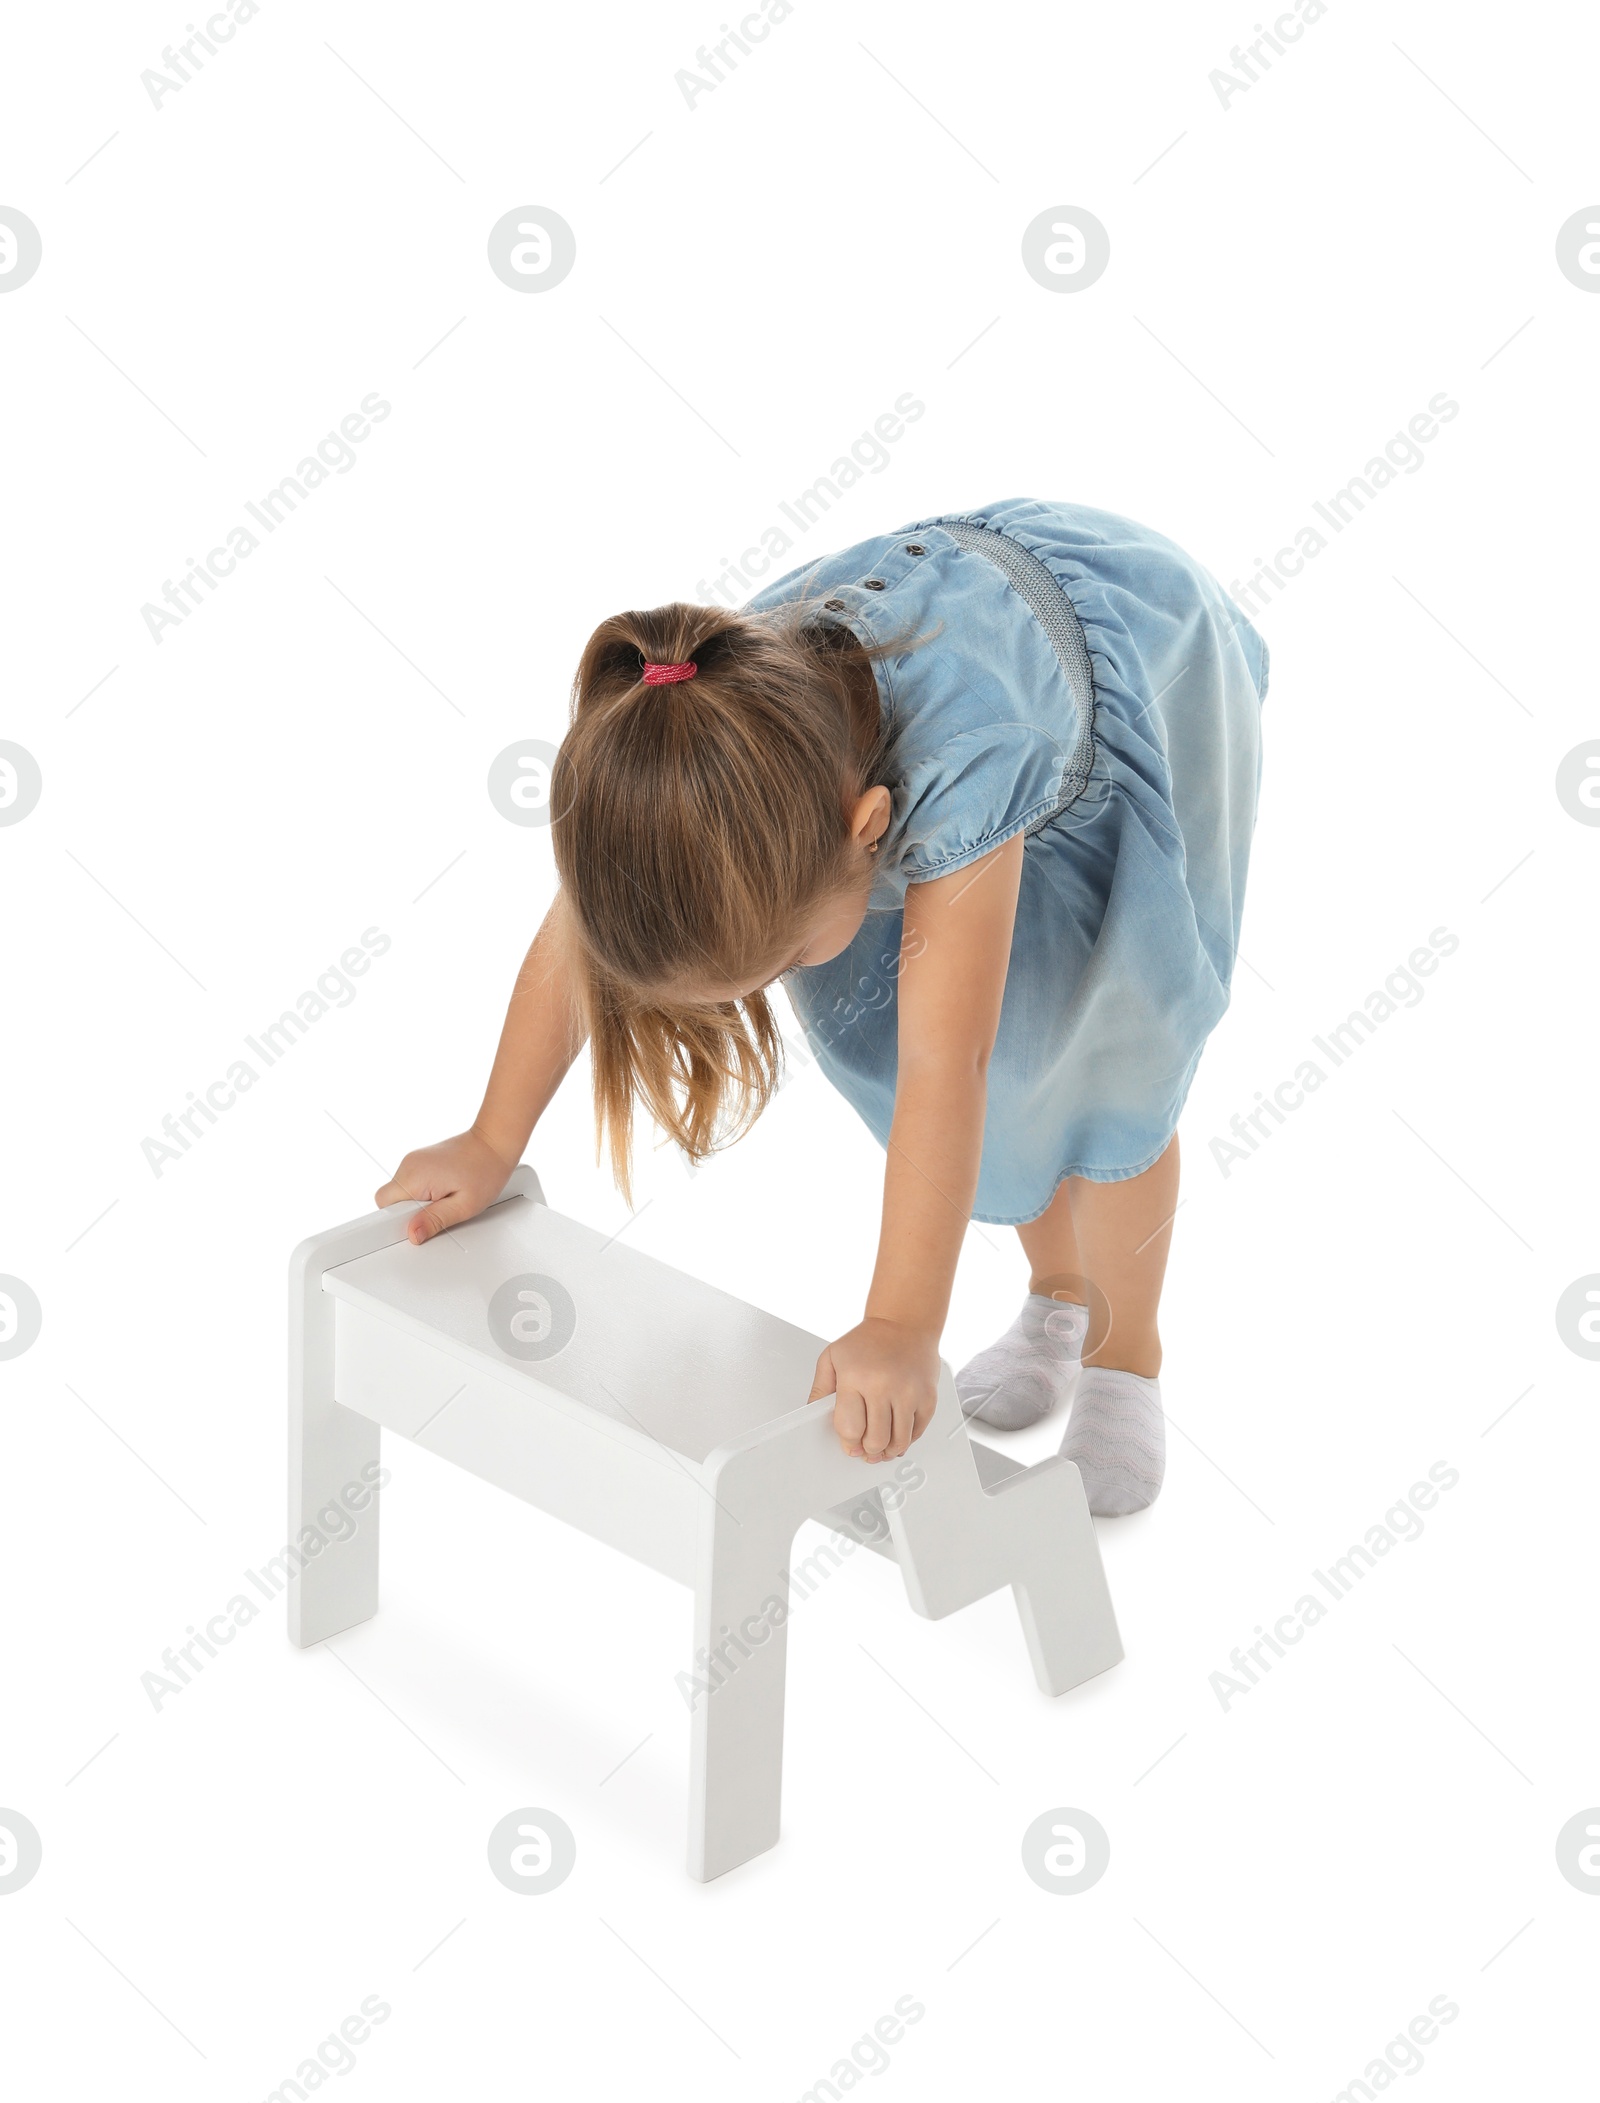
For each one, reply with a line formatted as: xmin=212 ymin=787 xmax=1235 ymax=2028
xmin=641 ymin=659 xmax=697 ymax=685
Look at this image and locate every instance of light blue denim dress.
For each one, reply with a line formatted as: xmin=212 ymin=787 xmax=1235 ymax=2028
xmin=743 ymin=498 xmax=1269 ymax=1225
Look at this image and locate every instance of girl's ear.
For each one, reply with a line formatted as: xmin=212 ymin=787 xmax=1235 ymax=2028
xmin=848 ymin=784 xmax=892 ymax=853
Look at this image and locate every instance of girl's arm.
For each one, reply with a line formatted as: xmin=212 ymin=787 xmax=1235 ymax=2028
xmin=375 ymin=891 xmax=588 ymax=1243
xmin=808 ymin=833 xmax=1026 ymax=1460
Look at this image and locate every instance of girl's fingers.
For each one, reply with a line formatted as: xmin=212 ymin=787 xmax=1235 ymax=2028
xmin=406 ymin=1189 xmax=477 ymax=1243
xmin=861 ymin=1391 xmax=895 ymax=1462
xmin=875 ymin=1390 xmax=936 ymax=1459
xmin=833 ymin=1389 xmax=867 ymax=1456
xmin=825 ymin=1358 xmax=939 ymax=1460
xmin=887 ymin=1394 xmax=920 ymax=1459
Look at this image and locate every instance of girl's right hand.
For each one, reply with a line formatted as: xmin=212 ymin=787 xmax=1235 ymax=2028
xmin=374 ymin=1129 xmax=517 ymax=1245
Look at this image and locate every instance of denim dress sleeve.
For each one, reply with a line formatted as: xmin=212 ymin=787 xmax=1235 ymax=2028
xmin=879 ymin=720 xmax=1071 ymax=891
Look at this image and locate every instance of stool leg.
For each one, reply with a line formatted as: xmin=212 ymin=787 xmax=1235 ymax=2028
xmin=288 ymin=1245 xmax=381 ymax=1647
xmin=686 ymin=1501 xmax=797 ymax=1882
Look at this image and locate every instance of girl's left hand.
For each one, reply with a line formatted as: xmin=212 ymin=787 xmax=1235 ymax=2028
xmin=808 ymin=1318 xmax=941 ymax=1461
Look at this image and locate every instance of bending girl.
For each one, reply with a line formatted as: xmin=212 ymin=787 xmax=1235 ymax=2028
xmin=378 ymin=499 xmax=1268 ymax=1515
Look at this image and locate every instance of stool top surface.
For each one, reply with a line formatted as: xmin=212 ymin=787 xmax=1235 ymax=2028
xmin=322 ymin=1194 xmax=826 ymax=1464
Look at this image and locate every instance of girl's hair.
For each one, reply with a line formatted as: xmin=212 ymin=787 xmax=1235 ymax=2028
xmin=551 ymin=591 xmax=913 ymax=1193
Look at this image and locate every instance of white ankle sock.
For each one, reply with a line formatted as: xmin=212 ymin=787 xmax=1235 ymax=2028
xmin=1060 ymin=1365 xmax=1165 ymax=1516
xmin=954 ymin=1294 xmax=1088 ymax=1431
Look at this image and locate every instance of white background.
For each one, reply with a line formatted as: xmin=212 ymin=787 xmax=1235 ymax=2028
xmin=3 ymin=0 xmax=1597 ymax=2095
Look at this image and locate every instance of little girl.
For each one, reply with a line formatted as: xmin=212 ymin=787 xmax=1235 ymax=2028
xmin=378 ymin=498 xmax=1267 ymax=1515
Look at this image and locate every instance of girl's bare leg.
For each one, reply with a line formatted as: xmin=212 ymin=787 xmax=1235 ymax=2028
xmin=1017 ymin=1138 xmax=1180 ymax=1379
xmin=952 ymin=1139 xmax=1179 ymax=1490
xmin=999 ymin=1140 xmax=1176 ymax=1513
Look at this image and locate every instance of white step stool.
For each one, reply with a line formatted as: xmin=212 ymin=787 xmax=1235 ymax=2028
xmin=288 ymin=1168 xmax=1122 ymax=1881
